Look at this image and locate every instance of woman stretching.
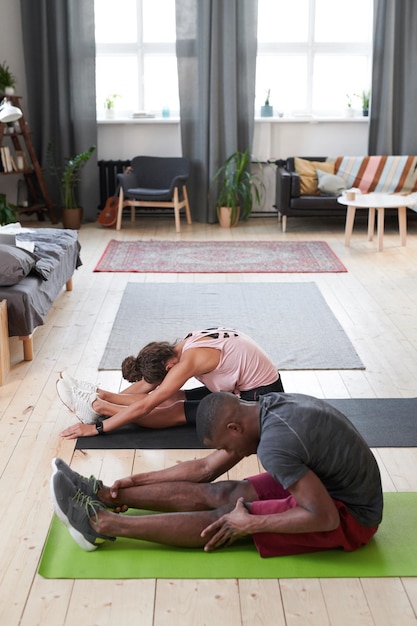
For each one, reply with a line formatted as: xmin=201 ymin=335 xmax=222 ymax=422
xmin=57 ymin=327 xmax=284 ymax=439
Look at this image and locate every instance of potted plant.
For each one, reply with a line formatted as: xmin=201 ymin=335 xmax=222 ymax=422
xmin=212 ymin=150 xmax=264 ymax=228
xmin=345 ymin=93 xmax=354 ymax=117
xmin=261 ymin=89 xmax=273 ymax=117
xmin=359 ymin=89 xmax=370 ymax=116
xmin=0 ymin=62 xmax=17 ymax=95
xmin=104 ymin=94 xmax=120 ymax=118
xmin=0 ymin=193 xmax=18 ymax=225
xmin=48 ymin=144 xmax=96 ymax=229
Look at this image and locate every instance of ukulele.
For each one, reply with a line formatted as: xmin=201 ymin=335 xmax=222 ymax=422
xmin=97 ymin=195 xmax=118 ymax=227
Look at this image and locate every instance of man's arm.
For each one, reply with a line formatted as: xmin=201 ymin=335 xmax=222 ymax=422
xmin=109 ymin=449 xmax=242 ymax=499
xmin=201 ymin=469 xmax=340 ymax=551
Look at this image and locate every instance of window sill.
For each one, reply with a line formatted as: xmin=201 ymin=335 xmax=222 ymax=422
xmin=254 ymin=115 xmax=369 ymax=123
xmin=97 ymin=116 xmax=180 ymax=124
xmin=97 ymin=115 xmax=369 ymax=125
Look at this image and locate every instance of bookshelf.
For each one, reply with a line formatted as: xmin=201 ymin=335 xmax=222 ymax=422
xmin=0 ymin=95 xmax=56 ymax=223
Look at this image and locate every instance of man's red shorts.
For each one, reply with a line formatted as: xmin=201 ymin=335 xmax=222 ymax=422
xmin=246 ymin=472 xmax=379 ymax=558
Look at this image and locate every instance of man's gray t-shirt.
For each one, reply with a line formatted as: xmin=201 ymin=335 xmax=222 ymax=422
xmin=257 ymin=393 xmax=383 ymax=527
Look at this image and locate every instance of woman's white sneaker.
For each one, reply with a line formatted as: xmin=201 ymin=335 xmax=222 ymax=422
xmin=56 ymin=378 xmax=100 ymax=424
xmin=60 ymin=371 xmax=98 ymax=394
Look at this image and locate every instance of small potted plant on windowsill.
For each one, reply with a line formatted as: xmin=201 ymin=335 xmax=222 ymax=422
xmin=212 ymin=150 xmax=264 ymax=228
xmin=0 ymin=61 xmax=17 ymax=95
xmin=345 ymin=93 xmax=354 ymax=117
xmin=48 ymin=144 xmax=96 ymax=229
xmin=358 ymin=89 xmax=370 ymax=116
xmin=104 ymin=94 xmax=120 ymax=119
xmin=261 ymin=89 xmax=273 ymax=117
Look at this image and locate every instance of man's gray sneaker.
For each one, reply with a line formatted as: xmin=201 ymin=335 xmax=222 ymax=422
xmin=51 ymin=458 xmax=104 ymax=500
xmin=50 ymin=470 xmax=116 ymax=551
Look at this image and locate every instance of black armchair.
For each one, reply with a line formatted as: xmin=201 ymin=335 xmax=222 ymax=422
xmin=275 ymin=157 xmax=346 ymax=232
xmin=116 ymin=156 xmax=192 ymax=232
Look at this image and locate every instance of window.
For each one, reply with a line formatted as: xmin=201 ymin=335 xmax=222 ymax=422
xmin=94 ymin=0 xmax=179 ymax=118
xmin=94 ymin=0 xmax=373 ymax=119
xmin=256 ymin=0 xmax=373 ymax=117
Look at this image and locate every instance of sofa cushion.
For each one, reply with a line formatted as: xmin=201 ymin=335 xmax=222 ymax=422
xmin=317 ymin=169 xmax=347 ymax=196
xmin=0 ymin=244 xmax=38 ymax=286
xmin=294 ymin=158 xmax=335 ymax=195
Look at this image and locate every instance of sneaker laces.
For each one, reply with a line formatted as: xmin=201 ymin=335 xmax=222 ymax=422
xmin=72 ymin=488 xmax=106 ymax=520
xmin=72 ymin=489 xmax=116 ymax=542
xmin=87 ymin=475 xmax=103 ymax=496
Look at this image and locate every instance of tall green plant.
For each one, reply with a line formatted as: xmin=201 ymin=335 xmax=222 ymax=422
xmin=213 ymin=150 xmax=264 ymax=224
xmin=0 ymin=61 xmax=16 ymax=91
xmin=0 ymin=194 xmax=17 ymax=225
xmin=48 ymin=144 xmax=95 ymax=209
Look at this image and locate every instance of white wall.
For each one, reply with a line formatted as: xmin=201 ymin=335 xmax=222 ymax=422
xmin=97 ymin=117 xmax=370 ymax=162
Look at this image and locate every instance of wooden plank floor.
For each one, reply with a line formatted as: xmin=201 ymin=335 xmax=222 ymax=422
xmin=1 ymin=214 xmax=417 ymax=625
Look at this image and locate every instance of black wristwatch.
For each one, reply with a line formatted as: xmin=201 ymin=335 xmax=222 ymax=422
xmin=95 ymin=421 xmax=104 ymax=435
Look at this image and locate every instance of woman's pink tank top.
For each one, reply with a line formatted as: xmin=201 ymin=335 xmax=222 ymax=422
xmin=181 ymin=328 xmax=278 ymax=394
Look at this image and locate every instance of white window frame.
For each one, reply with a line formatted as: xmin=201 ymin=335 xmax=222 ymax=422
xmin=95 ymin=0 xmax=373 ymax=120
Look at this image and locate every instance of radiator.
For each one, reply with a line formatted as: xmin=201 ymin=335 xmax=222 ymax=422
xmin=98 ymin=159 xmax=130 ymax=210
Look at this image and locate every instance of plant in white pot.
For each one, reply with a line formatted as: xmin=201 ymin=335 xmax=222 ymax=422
xmin=104 ymin=94 xmax=120 ymax=118
xmin=212 ymin=150 xmax=264 ymax=228
xmin=48 ymin=144 xmax=96 ymax=229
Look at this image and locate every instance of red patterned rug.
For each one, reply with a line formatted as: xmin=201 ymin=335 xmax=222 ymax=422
xmin=93 ymin=240 xmax=347 ymax=273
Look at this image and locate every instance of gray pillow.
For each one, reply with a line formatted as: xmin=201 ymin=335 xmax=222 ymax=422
xmin=317 ymin=169 xmax=347 ymax=196
xmin=0 ymin=243 xmax=38 ymax=286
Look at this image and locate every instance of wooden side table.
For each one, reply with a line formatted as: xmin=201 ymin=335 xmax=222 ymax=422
xmin=337 ymin=193 xmax=409 ymax=252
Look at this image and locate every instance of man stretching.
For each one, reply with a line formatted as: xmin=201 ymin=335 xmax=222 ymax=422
xmin=50 ymin=392 xmax=382 ymax=557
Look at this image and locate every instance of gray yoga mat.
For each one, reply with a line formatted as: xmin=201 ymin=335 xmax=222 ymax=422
xmin=75 ymin=397 xmax=417 ymax=450
xmin=98 ymin=282 xmax=364 ymax=371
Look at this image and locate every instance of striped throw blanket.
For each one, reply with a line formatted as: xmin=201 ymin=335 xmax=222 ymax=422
xmin=334 ymin=156 xmax=417 ymax=194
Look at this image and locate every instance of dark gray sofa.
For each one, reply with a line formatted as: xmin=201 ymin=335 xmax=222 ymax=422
xmin=275 ymin=157 xmax=347 ymax=232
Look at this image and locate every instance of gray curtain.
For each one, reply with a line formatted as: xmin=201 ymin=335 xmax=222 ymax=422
xmin=368 ymin=0 xmax=417 ymax=154
xmin=20 ymin=0 xmax=98 ymax=222
xmin=175 ymin=0 xmax=258 ymax=223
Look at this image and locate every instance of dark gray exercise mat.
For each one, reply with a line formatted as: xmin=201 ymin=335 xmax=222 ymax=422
xmin=75 ymin=397 xmax=417 ymax=450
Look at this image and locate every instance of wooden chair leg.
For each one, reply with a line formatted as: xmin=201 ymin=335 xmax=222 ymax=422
xmin=183 ymin=185 xmax=192 ymax=224
xmin=116 ymin=188 xmax=124 ymax=230
xmin=173 ymin=187 xmax=181 ymax=233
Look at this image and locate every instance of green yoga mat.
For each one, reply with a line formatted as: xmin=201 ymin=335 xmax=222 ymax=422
xmin=38 ymin=493 xmax=417 ymax=579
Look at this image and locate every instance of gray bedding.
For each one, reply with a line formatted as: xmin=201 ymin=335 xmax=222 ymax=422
xmin=0 ymin=228 xmax=81 ymax=337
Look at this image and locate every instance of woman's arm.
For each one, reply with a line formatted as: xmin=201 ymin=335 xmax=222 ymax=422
xmin=59 ymin=347 xmax=220 ymax=438
xmin=101 ymin=348 xmax=220 ymax=428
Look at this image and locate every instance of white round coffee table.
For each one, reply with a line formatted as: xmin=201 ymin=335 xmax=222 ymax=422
xmin=337 ymin=192 xmax=410 ymax=252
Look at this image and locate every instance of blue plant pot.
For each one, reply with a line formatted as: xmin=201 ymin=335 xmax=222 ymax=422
xmin=261 ymin=105 xmax=273 ymax=117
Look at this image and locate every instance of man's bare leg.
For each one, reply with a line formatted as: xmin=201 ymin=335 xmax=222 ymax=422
xmin=92 ymin=506 xmax=231 ymax=548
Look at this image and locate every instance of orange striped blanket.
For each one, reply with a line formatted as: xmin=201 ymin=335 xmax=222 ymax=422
xmin=334 ymin=156 xmax=417 ymax=194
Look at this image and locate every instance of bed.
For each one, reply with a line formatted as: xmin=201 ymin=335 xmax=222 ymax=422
xmin=0 ymin=228 xmax=81 ymax=366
